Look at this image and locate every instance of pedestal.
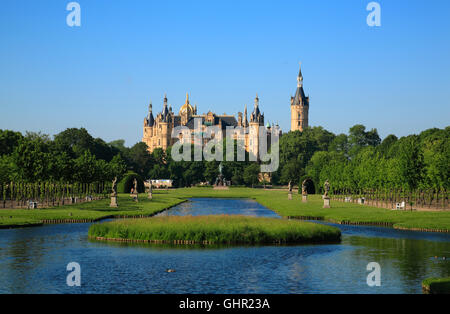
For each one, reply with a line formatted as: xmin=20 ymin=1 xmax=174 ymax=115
xmin=110 ymin=195 xmax=118 ymax=208
xmin=288 ymin=192 xmax=292 ymax=200
xmin=302 ymin=195 xmax=308 ymax=203
xmin=213 ymin=186 xmax=229 ymax=190
xmin=148 ymin=192 xmax=152 ymax=200
xmin=131 ymin=193 xmax=139 ymax=202
xmin=323 ymin=197 xmax=330 ymax=208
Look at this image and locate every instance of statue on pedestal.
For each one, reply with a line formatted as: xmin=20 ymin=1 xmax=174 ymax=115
xmin=302 ymin=179 xmax=308 ymax=203
xmin=110 ymin=177 xmax=118 ymax=207
xmin=213 ymin=162 xmax=229 ymax=190
xmin=323 ymin=179 xmax=330 ymax=208
xmin=131 ymin=178 xmax=139 ymax=202
xmin=148 ymin=180 xmax=153 ymax=200
xmin=288 ymin=181 xmax=293 ymax=200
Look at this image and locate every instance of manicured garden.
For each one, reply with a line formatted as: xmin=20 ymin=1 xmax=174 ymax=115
xmin=171 ymin=188 xmax=450 ymax=232
xmin=1 ymin=187 xmax=450 ymax=232
xmin=0 ymin=192 xmax=184 ymax=228
xmin=88 ymin=215 xmax=341 ymax=244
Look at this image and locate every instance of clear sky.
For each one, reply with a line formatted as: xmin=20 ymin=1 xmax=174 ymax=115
xmin=1 ymin=0 xmax=449 ymax=146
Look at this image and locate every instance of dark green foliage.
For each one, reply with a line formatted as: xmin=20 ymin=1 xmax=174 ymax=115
xmin=117 ymin=172 xmax=145 ymax=193
xmin=0 ymin=124 xmax=447 ymax=193
xmin=306 ymin=126 xmax=448 ymax=192
xmin=0 ymin=129 xmax=23 ymax=156
xmin=422 ymin=277 xmax=450 ymax=294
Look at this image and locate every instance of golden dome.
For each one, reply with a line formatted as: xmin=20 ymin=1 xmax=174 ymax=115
xmin=179 ymin=93 xmax=194 ymax=116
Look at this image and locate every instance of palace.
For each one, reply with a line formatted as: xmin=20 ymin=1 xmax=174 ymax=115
xmin=142 ymin=65 xmax=309 ymax=153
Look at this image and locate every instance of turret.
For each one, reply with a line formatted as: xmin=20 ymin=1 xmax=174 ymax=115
xmin=291 ymin=63 xmax=309 ymax=132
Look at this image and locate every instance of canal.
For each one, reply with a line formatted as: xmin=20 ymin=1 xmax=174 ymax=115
xmin=0 ymin=198 xmax=448 ymax=293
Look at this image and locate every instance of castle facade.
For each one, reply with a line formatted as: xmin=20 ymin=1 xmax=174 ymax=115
xmin=142 ymin=65 xmax=309 ymax=153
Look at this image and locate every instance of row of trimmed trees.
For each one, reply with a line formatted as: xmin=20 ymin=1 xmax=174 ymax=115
xmin=302 ymin=127 xmax=449 ymax=209
xmin=0 ymin=181 xmax=112 ymax=208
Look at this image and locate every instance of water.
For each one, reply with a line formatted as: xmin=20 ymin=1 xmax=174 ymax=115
xmin=0 ymin=198 xmax=449 ymax=294
xmin=155 ymin=198 xmax=281 ymax=218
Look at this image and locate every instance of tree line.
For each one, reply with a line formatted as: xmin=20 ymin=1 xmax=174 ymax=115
xmin=0 ymin=125 xmax=448 ymax=193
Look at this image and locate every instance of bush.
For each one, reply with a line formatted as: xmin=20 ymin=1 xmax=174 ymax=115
xmin=422 ymin=277 xmax=450 ymax=294
xmin=117 ymin=172 xmax=145 ymax=193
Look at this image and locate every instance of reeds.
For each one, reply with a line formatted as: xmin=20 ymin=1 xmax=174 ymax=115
xmin=88 ymin=215 xmax=342 ymax=245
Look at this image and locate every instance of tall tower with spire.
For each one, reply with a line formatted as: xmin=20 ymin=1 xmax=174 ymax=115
xmin=290 ymin=63 xmax=309 ymax=132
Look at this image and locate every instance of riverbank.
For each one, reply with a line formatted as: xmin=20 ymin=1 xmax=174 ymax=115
xmin=422 ymin=277 xmax=450 ymax=294
xmin=88 ymin=215 xmax=342 ymax=245
xmin=1 ymin=188 xmax=449 ymax=232
xmin=168 ymin=188 xmax=450 ymax=232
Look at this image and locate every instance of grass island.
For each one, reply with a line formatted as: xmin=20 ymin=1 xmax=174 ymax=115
xmin=1 ymin=187 xmax=449 ymax=233
xmin=88 ymin=215 xmax=342 ymax=245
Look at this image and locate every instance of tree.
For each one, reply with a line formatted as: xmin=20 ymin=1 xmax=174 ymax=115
xmin=12 ymin=136 xmax=51 ymax=182
xmin=73 ymin=151 xmax=99 ymax=183
xmin=0 ymin=155 xmax=13 ymax=183
xmin=184 ymin=162 xmax=205 ymax=186
xmin=204 ymin=161 xmax=219 ymax=184
xmin=306 ymin=151 xmax=345 ymax=191
xmin=280 ymin=159 xmax=303 ymax=185
xmin=148 ymin=164 xmax=169 ymax=180
xmin=420 ymin=128 xmax=449 ymax=189
xmin=0 ymin=129 xmax=23 ymax=156
xmin=108 ymin=154 xmax=127 ymax=181
xmin=329 ymin=134 xmax=349 ymax=156
xmin=348 ymin=124 xmax=381 ymax=157
xmin=378 ymin=134 xmax=398 ymax=157
xmin=243 ymin=163 xmax=260 ymax=186
xmin=54 ymin=128 xmax=118 ymax=161
xmin=48 ymin=151 xmax=73 ymax=182
xmin=129 ymin=142 xmax=153 ymax=176
xmin=396 ymin=136 xmax=424 ymax=190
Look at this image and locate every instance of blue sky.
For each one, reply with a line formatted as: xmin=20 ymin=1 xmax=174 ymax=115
xmin=1 ymin=0 xmax=449 ymax=146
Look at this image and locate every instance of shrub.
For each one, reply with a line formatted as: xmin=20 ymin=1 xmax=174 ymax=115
xmin=117 ymin=172 xmax=145 ymax=193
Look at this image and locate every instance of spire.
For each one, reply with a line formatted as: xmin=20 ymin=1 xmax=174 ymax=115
xmin=147 ymin=100 xmax=154 ymax=126
xmin=293 ymin=64 xmax=308 ymax=107
xmin=186 ymin=93 xmax=189 ymax=104
xmin=164 ymin=93 xmax=168 ymax=107
xmin=254 ymin=93 xmax=259 ymax=108
xmin=297 ymin=63 xmax=303 ymax=87
xmin=243 ymin=104 xmax=248 ymax=127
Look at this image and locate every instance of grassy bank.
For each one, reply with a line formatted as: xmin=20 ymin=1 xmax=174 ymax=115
xmin=88 ymin=215 xmax=341 ymax=244
xmin=422 ymin=277 xmax=450 ymax=294
xmin=0 ymin=192 xmax=185 ymax=228
xmin=2 ymin=187 xmax=450 ymax=232
xmin=167 ymin=188 xmax=450 ymax=232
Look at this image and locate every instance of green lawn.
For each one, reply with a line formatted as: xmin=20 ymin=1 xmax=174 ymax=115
xmin=422 ymin=277 xmax=450 ymax=294
xmin=1 ymin=187 xmax=450 ymax=232
xmin=0 ymin=192 xmax=185 ymax=228
xmin=88 ymin=215 xmax=341 ymax=244
xmin=169 ymin=188 xmax=450 ymax=232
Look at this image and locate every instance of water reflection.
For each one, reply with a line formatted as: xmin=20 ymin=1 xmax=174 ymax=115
xmin=155 ymin=198 xmax=281 ymax=218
